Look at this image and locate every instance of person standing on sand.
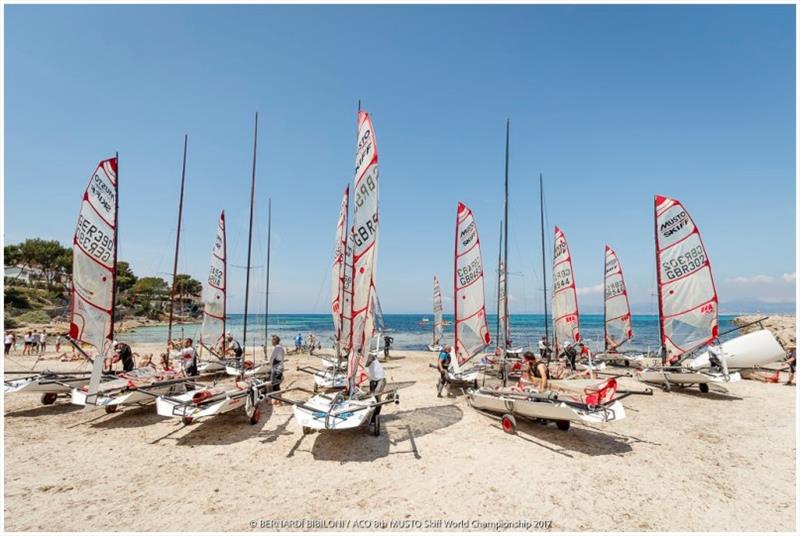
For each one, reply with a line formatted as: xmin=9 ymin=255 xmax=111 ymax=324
xmin=365 ymin=351 xmax=386 ymax=418
xmin=55 ymin=335 xmax=62 ymax=353
xmin=268 ymin=335 xmax=285 ymax=405
xmin=436 ymin=345 xmax=453 ymax=398
xmin=295 ymin=333 xmax=303 ymax=352
xmin=23 ymin=331 xmax=33 ymax=356
xmin=4 ymin=332 xmax=13 ymax=354
xmin=784 ymin=345 xmax=795 ymax=386
xmin=39 ymin=331 xmax=47 ymax=355
xmin=179 ymin=338 xmax=198 ymax=377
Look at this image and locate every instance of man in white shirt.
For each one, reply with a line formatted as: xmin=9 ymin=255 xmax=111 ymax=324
xmin=39 ymin=332 xmax=47 ymax=355
xmin=365 ymin=351 xmax=386 ymax=417
xmin=180 ymin=338 xmax=198 ymax=376
xmin=267 ymin=335 xmax=286 ymax=405
xmin=4 ymin=333 xmax=13 ymax=354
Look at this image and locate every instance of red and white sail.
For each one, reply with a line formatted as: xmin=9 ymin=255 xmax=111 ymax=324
xmin=604 ymin=245 xmax=632 ymax=351
xmin=347 ymin=110 xmax=380 ymax=380
xmin=432 ymin=276 xmax=444 ymax=346
xmin=655 ymin=195 xmax=718 ymax=363
xmin=498 ymin=259 xmax=509 ymax=346
xmin=331 ymin=185 xmax=350 ymax=351
xmin=69 ymin=157 xmax=118 ymax=396
xmin=200 ymin=211 xmax=226 ymax=351
xmin=453 ymin=202 xmax=490 ymax=371
xmin=552 ymin=226 xmax=580 ymax=351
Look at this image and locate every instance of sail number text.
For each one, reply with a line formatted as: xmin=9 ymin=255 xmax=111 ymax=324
xmin=661 ymin=245 xmax=705 ymax=280
xmin=76 ymin=214 xmax=113 ymax=263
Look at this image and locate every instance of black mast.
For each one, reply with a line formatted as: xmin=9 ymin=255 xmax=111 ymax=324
xmin=502 ymin=119 xmax=510 ymax=385
xmin=264 ymin=198 xmax=272 ymax=356
xmin=495 ymin=221 xmax=502 ymax=350
xmin=167 ymin=135 xmax=188 ymax=348
xmin=242 ymin=113 xmax=259 ymax=373
xmin=539 ymin=173 xmax=549 ymax=346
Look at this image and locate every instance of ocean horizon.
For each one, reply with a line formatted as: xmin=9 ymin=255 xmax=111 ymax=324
xmin=123 ymin=313 xmax=750 ymax=352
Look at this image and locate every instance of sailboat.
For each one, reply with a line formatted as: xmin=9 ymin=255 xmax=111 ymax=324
xmin=156 ymin=114 xmax=272 ymax=424
xmin=636 ymin=195 xmax=785 ymax=393
xmin=4 ymin=158 xmax=122 ymax=403
xmin=427 ymin=276 xmax=444 ymax=352
xmin=286 ymin=107 xmax=398 ymax=435
xmin=441 ymin=202 xmax=490 ymax=389
xmin=196 ymin=211 xmax=238 ymax=374
xmin=595 ymin=245 xmax=645 ymax=367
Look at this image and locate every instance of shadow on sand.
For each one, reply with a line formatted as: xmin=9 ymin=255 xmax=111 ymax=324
xmin=4 ymin=401 xmax=82 ymax=418
xmin=288 ymin=404 xmax=463 ymax=462
xmin=89 ymin=404 xmax=164 ymax=429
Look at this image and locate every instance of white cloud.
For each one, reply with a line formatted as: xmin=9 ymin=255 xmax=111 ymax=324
xmin=727 ymin=274 xmax=776 ymax=284
xmin=782 ymin=272 xmax=796 ymax=283
xmin=576 ymin=283 xmax=603 ymax=296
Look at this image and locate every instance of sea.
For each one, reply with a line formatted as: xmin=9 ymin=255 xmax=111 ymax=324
xmin=123 ymin=313 xmax=740 ymax=353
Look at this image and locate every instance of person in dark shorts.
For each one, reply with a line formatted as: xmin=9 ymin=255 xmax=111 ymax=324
xmin=436 ymin=345 xmax=453 ymax=398
xmin=785 ymin=345 xmax=796 ymax=386
xmin=383 ymin=335 xmax=394 ymax=358
xmin=108 ymin=341 xmax=135 ymax=372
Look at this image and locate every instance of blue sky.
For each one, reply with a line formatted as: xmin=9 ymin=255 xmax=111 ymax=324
xmin=4 ymin=4 xmax=796 ymax=314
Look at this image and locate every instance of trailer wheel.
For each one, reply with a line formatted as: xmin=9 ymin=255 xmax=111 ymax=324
xmin=472 ymin=379 xmax=479 ymax=390
xmin=556 ymin=420 xmax=571 ymax=431
xmin=249 ymin=406 xmax=262 ymax=425
xmin=501 ymin=414 xmax=517 ymax=434
xmin=105 ymin=405 xmax=118 ymax=414
xmin=699 ymin=383 xmax=710 ymax=393
xmin=371 ymin=414 xmax=381 ymax=436
xmin=40 ymin=393 xmax=58 ymax=405
xmin=302 ymin=426 xmax=314 ymax=435
xmin=182 ymin=416 xmax=194 ymax=425
xmin=623 ymin=359 xmax=630 ymax=367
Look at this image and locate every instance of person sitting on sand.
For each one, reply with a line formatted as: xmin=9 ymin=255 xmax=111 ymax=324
xmin=268 ymin=335 xmax=285 ymax=405
xmin=107 ymin=341 xmax=135 ymax=372
xmin=436 ymin=345 xmax=453 ymax=398
xmin=520 ymin=351 xmax=549 ymax=391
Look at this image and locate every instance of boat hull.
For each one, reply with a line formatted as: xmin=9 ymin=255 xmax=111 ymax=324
xmin=292 ymin=394 xmax=377 ymax=431
xmin=684 ymin=330 xmax=786 ymax=371
xmin=156 ymin=385 xmax=248 ymax=420
xmin=4 ymin=374 xmax=90 ymax=394
xmin=467 ymin=388 xmax=625 ymax=424
xmin=636 ymin=370 xmax=741 ymax=386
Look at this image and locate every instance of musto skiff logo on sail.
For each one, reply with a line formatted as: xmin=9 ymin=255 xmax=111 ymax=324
xmin=459 ymin=221 xmax=476 ymax=248
xmin=661 ymin=245 xmax=706 ymax=281
xmin=89 ymin=173 xmax=115 ymax=214
xmin=457 ymin=257 xmax=482 ymax=286
xmin=75 ymin=214 xmax=114 ymax=263
xmin=660 ymin=210 xmax=688 ymax=238
xmin=554 ymin=239 xmax=567 ymax=259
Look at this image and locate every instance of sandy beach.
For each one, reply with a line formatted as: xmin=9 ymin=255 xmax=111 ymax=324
xmin=3 ymin=340 xmax=796 ymax=532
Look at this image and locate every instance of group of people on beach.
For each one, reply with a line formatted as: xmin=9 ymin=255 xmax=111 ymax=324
xmin=4 ymin=330 xmax=64 ymax=356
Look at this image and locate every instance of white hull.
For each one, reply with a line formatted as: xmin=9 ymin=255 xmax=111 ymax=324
xmin=4 ymin=374 xmax=90 ymax=394
xmin=71 ymin=382 xmax=179 ymax=408
xmin=196 ymin=360 xmax=228 ymax=374
xmin=595 ymin=352 xmax=646 ymax=367
xmin=319 ymin=356 xmax=345 ymax=369
xmin=225 ymin=363 xmax=271 ymax=378
xmin=156 ymin=384 xmax=247 ymax=420
xmin=467 ymin=387 xmax=625 ymax=424
xmin=446 ymin=368 xmax=479 ymax=384
xmin=636 ymin=369 xmax=741 ymax=386
xmin=684 ymin=330 xmax=786 ymax=371
xmin=427 ymin=344 xmax=443 ymax=353
xmin=314 ymin=369 xmax=347 ymax=390
xmin=293 ymin=393 xmax=377 ymax=431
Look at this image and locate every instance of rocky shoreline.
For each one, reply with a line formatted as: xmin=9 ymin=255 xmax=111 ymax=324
xmin=733 ymin=314 xmax=796 ymax=349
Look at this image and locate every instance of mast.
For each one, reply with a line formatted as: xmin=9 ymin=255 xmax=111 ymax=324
xmin=502 ymin=120 xmax=509 ymax=355
xmin=264 ymin=198 xmax=272 ymax=353
xmin=654 ymin=196 xmax=665 ymax=365
xmin=539 ymin=173 xmax=549 ymax=346
xmin=603 ymin=245 xmax=608 ymax=352
xmin=242 ymin=113 xmax=258 ymax=371
xmin=111 ymin=151 xmax=119 ymax=343
xmin=167 ymin=135 xmax=188 ymax=347
xmin=495 ymin=221 xmax=502 ymax=351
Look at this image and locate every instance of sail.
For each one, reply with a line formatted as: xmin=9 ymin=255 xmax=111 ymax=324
xmin=331 ymin=186 xmax=349 ymax=345
xmin=498 ymin=259 xmax=509 ymax=346
xmin=347 ymin=110 xmax=380 ymax=380
xmin=432 ymin=276 xmax=443 ymax=346
xmin=552 ymin=226 xmax=580 ymax=350
xmin=340 ymin=227 xmax=355 ymax=355
xmin=69 ymin=157 xmax=118 ymax=397
xmin=366 ymin=284 xmax=384 ymax=337
xmin=453 ymin=202 xmax=490 ymax=370
xmin=200 ymin=211 xmax=226 ymax=350
xmin=604 ymin=245 xmax=632 ymax=351
xmin=655 ymin=195 xmax=718 ymax=362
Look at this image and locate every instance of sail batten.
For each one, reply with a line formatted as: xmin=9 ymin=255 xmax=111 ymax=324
xmin=453 ymin=202 xmax=490 ymax=371
xmin=552 ymin=226 xmax=580 ymax=351
xmin=604 ymin=245 xmax=632 ymax=351
xmin=200 ymin=211 xmax=226 ymax=351
xmin=654 ymin=195 xmax=718 ymax=362
xmin=347 ymin=110 xmax=380 ymax=381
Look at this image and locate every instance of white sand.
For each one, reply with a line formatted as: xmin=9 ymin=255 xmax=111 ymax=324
xmin=3 ymin=343 xmax=796 ymax=532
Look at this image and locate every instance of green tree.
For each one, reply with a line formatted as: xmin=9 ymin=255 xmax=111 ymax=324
xmin=4 ymin=244 xmax=22 ymax=266
xmin=131 ymin=277 xmax=169 ymax=300
xmin=17 ymin=239 xmax=70 ymax=289
xmin=173 ymin=273 xmax=202 ymax=297
xmin=116 ymin=261 xmax=137 ymax=293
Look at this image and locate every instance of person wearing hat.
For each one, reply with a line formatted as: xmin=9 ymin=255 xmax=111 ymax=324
xmin=521 ymin=351 xmax=549 ymax=391
xmin=108 ymin=341 xmax=135 ymax=372
xmin=436 ymin=345 xmax=453 ymax=398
